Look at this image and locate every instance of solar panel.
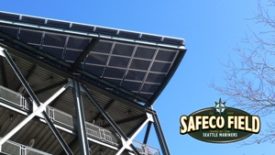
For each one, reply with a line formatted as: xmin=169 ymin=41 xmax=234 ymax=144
xmin=0 ymin=11 xmax=186 ymax=104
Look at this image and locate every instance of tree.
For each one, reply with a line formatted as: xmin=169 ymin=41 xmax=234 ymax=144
xmin=215 ymin=0 xmax=275 ymax=143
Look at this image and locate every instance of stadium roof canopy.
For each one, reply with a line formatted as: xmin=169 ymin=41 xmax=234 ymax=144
xmin=0 ymin=11 xmax=186 ymax=106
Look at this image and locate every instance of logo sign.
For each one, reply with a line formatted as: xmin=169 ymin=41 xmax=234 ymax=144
xmin=180 ymin=99 xmax=261 ymax=143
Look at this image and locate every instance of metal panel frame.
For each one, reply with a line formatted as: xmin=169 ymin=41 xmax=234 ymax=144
xmin=0 ymin=31 xmax=149 ymax=106
xmin=0 ymin=11 xmax=185 ymax=50
xmin=0 ymin=11 xmax=186 ymax=105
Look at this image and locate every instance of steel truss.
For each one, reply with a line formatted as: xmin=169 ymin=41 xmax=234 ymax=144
xmin=0 ymin=46 xmax=170 ymax=155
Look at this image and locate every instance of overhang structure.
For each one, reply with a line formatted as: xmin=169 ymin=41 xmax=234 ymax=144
xmin=0 ymin=11 xmax=186 ymax=155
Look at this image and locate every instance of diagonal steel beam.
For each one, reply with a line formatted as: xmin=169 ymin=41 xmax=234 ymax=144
xmin=152 ymin=111 xmax=170 ymax=155
xmin=59 ymin=136 xmax=78 ymax=155
xmin=82 ymin=85 xmax=141 ymax=155
xmin=0 ymin=57 xmax=7 ymax=87
xmin=93 ymin=99 xmax=114 ymax=121
xmin=127 ymin=120 xmax=145 ymax=138
xmin=0 ymin=83 xmax=68 ymax=149
xmin=82 ymin=85 xmax=127 ymax=139
xmin=16 ymin=64 xmax=36 ymax=91
xmin=0 ymin=47 xmax=73 ymax=155
xmin=101 ymin=114 xmax=145 ymax=128
xmin=116 ymin=113 xmax=153 ymax=155
xmin=143 ymin=122 xmax=152 ymax=144
xmin=73 ymin=80 xmax=90 ymax=155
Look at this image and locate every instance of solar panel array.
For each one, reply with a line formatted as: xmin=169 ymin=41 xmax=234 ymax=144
xmin=0 ymin=11 xmax=185 ymax=103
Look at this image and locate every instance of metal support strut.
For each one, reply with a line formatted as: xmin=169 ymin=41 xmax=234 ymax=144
xmin=153 ymin=112 xmax=170 ymax=155
xmin=0 ymin=47 xmax=73 ymax=155
xmin=82 ymin=85 xmax=141 ymax=155
xmin=73 ymin=80 xmax=90 ymax=155
xmin=143 ymin=122 xmax=152 ymax=145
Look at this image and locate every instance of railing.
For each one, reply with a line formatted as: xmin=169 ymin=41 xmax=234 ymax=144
xmin=24 ymin=147 xmax=52 ymax=155
xmin=85 ymin=122 xmax=102 ymax=139
xmin=47 ymin=107 xmax=74 ymax=130
xmin=134 ymin=141 xmax=160 ymax=155
xmin=0 ymin=85 xmax=119 ymax=146
xmin=100 ymin=128 xmax=117 ymax=144
xmin=47 ymin=107 xmax=119 ymax=146
xmin=2 ymin=140 xmax=52 ymax=155
xmin=2 ymin=140 xmax=20 ymax=155
xmin=0 ymin=86 xmax=159 ymax=154
xmin=0 ymin=86 xmax=29 ymax=110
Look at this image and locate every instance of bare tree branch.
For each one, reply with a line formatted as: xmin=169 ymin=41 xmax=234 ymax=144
xmin=215 ymin=0 xmax=275 ymax=143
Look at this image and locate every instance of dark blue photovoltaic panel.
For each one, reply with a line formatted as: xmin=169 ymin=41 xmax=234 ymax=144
xmin=71 ymin=23 xmax=94 ymax=33
xmin=130 ymin=59 xmax=151 ymax=70
xmin=163 ymin=37 xmax=183 ymax=45
xmin=84 ymin=65 xmax=104 ymax=76
xmin=85 ymin=54 xmax=108 ymax=65
xmin=64 ymin=50 xmax=82 ymax=61
xmin=43 ymin=47 xmax=63 ymax=58
xmin=134 ymin=47 xmax=155 ymax=59
xmin=0 ymin=11 xmax=185 ymax=102
xmin=20 ymin=30 xmax=42 ymax=44
xmin=122 ymin=81 xmax=141 ymax=91
xmin=0 ymin=26 xmax=18 ymax=36
xmin=141 ymin=34 xmax=162 ymax=42
xmin=47 ymin=20 xmax=70 ymax=29
xmin=95 ymin=27 xmax=117 ymax=35
xmin=151 ymin=62 xmax=170 ymax=72
xmin=156 ymin=50 xmax=176 ymax=61
xmin=146 ymin=74 xmax=166 ymax=83
xmin=142 ymin=84 xmax=159 ymax=92
xmin=103 ymin=68 xmax=125 ymax=78
xmin=0 ymin=12 xmax=19 ymax=21
xmin=22 ymin=16 xmax=45 ymax=25
xmin=125 ymin=71 xmax=146 ymax=81
xmin=92 ymin=41 xmax=113 ymax=53
xmin=67 ymin=37 xmax=90 ymax=49
xmin=44 ymin=34 xmax=66 ymax=46
xmin=119 ymin=31 xmax=140 ymax=40
xmin=109 ymin=57 xmax=129 ymax=68
xmin=113 ymin=44 xmax=134 ymax=56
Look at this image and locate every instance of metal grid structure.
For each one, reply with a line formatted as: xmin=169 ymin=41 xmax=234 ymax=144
xmin=0 ymin=11 xmax=186 ymax=155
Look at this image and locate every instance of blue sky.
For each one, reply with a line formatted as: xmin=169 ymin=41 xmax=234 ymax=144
xmin=0 ymin=0 xmax=274 ymax=155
